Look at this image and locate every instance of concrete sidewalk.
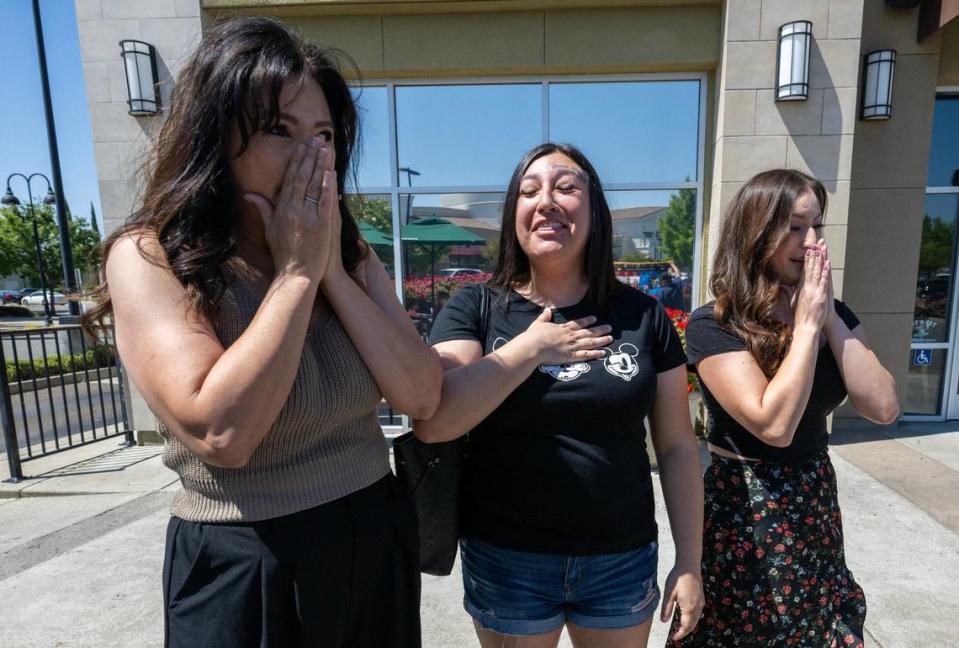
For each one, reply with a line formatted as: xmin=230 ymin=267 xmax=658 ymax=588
xmin=1 ymin=428 xmax=957 ymax=647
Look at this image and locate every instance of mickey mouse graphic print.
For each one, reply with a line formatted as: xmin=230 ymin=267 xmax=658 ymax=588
xmin=429 ymin=283 xmax=687 ymax=555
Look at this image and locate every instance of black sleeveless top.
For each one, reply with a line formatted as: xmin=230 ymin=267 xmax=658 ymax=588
xmin=685 ymin=301 xmax=860 ymax=462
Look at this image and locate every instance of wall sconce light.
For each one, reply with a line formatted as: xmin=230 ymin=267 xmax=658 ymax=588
xmin=861 ymin=50 xmax=896 ymax=120
xmin=119 ymin=40 xmax=160 ymax=116
xmin=776 ymin=21 xmax=813 ymax=101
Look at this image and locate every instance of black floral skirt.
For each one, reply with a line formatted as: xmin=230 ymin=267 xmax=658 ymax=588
xmin=668 ymin=450 xmax=866 ymax=648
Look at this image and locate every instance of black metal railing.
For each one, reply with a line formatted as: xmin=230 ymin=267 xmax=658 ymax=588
xmin=0 ymin=324 xmax=132 ymax=481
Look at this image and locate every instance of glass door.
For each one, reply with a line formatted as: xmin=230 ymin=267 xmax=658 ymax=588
xmin=908 ymin=93 xmax=959 ymax=418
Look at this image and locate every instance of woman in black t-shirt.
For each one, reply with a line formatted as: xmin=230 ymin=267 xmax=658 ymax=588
xmin=414 ymin=143 xmax=704 ymax=648
xmin=666 ymin=170 xmax=899 ymax=648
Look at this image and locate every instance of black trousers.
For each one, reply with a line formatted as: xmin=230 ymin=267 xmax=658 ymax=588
xmin=163 ymin=474 xmax=421 ymax=648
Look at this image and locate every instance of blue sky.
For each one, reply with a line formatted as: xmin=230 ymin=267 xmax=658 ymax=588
xmin=0 ymin=0 xmax=101 ymax=229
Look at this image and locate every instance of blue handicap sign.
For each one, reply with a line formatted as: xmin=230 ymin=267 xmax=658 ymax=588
xmin=913 ymin=349 xmax=932 ymax=367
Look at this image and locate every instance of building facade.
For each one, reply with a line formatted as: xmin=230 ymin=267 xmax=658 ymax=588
xmin=74 ymin=0 xmax=959 ymax=428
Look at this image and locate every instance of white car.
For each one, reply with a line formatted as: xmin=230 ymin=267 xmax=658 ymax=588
xmin=21 ymin=291 xmax=67 ymax=306
xmin=437 ymin=268 xmax=485 ymax=278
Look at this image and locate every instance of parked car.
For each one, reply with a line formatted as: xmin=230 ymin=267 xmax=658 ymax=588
xmin=0 ymin=290 xmax=20 ymax=304
xmin=436 ymin=268 xmax=485 ymax=278
xmin=20 ymin=291 xmax=67 ymax=306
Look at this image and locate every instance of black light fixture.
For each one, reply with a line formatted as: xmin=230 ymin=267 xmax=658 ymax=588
xmin=775 ymin=21 xmax=813 ymax=102
xmin=3 ymin=173 xmax=58 ymax=324
xmin=1 ymin=188 xmax=19 ymax=206
xmin=119 ymin=39 xmax=160 ymax=116
xmin=861 ymin=50 xmax=896 ymax=120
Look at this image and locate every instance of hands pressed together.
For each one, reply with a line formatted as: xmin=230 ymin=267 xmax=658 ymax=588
xmin=243 ymin=136 xmax=346 ymax=286
xmin=790 ymin=238 xmax=837 ymax=335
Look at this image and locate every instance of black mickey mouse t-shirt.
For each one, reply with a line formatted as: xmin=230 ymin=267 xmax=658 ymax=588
xmin=429 ymin=283 xmax=687 ymax=555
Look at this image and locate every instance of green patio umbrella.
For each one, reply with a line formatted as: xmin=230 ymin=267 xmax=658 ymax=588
xmin=356 ymin=220 xmax=393 ymax=247
xmin=400 ymin=217 xmax=487 ymax=309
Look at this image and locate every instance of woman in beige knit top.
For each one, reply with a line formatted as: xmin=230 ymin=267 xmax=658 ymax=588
xmin=83 ymin=17 xmax=440 ymax=648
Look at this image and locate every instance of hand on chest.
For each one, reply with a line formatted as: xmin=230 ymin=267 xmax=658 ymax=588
xmin=491 ymin=330 xmax=649 ymax=385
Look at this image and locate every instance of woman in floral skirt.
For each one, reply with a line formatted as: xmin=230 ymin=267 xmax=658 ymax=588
xmin=668 ymin=169 xmax=900 ymax=647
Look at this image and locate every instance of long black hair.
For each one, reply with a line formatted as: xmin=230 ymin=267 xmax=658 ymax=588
xmin=84 ymin=15 xmax=366 ymax=330
xmin=491 ymin=142 xmax=622 ymax=309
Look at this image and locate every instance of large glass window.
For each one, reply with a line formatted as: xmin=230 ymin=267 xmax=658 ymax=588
xmin=550 ymin=81 xmax=700 ymax=184
xmin=346 ymin=79 xmax=704 ymax=341
xmin=395 ymin=84 xmax=541 ymax=187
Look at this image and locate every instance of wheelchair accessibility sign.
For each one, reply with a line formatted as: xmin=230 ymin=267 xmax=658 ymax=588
xmin=913 ymin=349 xmax=933 ymax=367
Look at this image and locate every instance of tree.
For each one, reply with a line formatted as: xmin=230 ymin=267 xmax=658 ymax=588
xmin=346 ymin=194 xmax=391 ymax=233
xmin=90 ymin=202 xmax=101 ymax=240
xmin=657 ymin=188 xmax=696 ymax=272
xmin=917 ymin=215 xmax=955 ymax=276
xmin=0 ymin=203 xmax=102 ymax=289
xmin=344 ymin=194 xmax=452 ymax=276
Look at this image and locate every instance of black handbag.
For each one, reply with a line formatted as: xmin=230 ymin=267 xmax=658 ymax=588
xmin=393 ymin=284 xmax=490 ymax=576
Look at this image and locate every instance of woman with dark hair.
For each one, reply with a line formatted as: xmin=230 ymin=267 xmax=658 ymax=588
xmin=414 ymin=143 xmax=705 ymax=647
xmin=667 ymin=169 xmax=899 ymax=648
xmin=84 ymin=16 xmax=440 ymax=648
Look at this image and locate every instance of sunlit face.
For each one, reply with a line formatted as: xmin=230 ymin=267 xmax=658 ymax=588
xmin=514 ymin=152 xmax=592 ymax=266
xmin=771 ymin=190 xmax=824 ymax=287
xmin=228 ymin=78 xmax=335 ymax=214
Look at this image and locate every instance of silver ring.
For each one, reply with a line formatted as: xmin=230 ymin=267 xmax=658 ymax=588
xmin=305 ymin=195 xmax=320 ymax=205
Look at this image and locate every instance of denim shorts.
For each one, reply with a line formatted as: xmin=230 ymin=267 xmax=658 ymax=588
xmin=460 ymin=536 xmax=660 ymax=636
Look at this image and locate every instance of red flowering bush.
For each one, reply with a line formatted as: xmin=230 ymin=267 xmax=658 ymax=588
xmin=403 ymin=273 xmax=492 ymax=305
xmin=664 ymin=307 xmax=698 ymax=393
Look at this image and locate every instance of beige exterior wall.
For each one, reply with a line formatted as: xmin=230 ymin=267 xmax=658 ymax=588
xmin=706 ymin=0 xmax=863 ymax=302
xmin=202 ymin=4 xmax=721 ymax=77
xmin=836 ymin=5 xmax=943 ymax=422
xmin=941 ymin=19 xmax=959 ymax=85
xmin=75 ymin=0 xmax=203 ymax=235
xmin=75 ymin=0 xmax=204 ymax=434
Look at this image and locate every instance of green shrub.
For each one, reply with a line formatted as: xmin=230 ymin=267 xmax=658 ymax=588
xmin=0 ymin=305 xmax=33 ymax=318
xmin=5 ymin=345 xmax=115 ymax=383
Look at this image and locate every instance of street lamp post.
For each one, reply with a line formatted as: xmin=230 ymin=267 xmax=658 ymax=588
xmin=29 ymin=0 xmax=79 ymax=316
xmin=3 ymin=173 xmax=58 ymax=325
xmin=398 ymin=166 xmax=420 ymax=222
xmin=398 ymin=167 xmax=420 ymax=282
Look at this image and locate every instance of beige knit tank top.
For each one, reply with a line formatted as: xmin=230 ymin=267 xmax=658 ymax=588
xmin=160 ymin=280 xmax=391 ymax=522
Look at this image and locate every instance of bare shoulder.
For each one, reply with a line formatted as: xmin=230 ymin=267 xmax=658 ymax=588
xmin=107 ymin=233 xmax=183 ymax=300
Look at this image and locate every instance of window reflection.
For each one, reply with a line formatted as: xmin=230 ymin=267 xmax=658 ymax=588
xmin=904 ymin=349 xmax=947 ymax=415
xmin=607 ymin=190 xmax=696 ymax=312
xmin=550 ymin=81 xmax=700 ymax=184
xmin=399 ymin=193 xmax=503 ymax=339
xmin=345 ymin=193 xmax=394 ymax=272
xmin=928 ymin=95 xmax=959 ymax=188
xmin=395 ymin=85 xmax=541 ymax=187
xmin=344 ymin=193 xmax=400 ymax=425
xmin=351 ymin=87 xmax=390 ymax=189
xmin=912 ymin=194 xmax=959 ymax=344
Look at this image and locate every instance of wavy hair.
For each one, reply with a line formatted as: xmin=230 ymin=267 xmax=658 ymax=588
xmin=491 ymin=143 xmax=622 ymax=310
xmin=710 ymin=169 xmax=827 ymax=377
xmin=83 ymin=16 xmax=366 ymax=332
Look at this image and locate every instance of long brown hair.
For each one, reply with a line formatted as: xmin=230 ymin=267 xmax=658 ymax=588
xmin=83 ymin=16 xmax=366 ymax=332
xmin=491 ymin=143 xmax=622 ymax=310
xmin=710 ymin=169 xmax=827 ymax=377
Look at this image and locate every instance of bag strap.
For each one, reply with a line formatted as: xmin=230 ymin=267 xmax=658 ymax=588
xmin=479 ymin=283 xmax=492 ymax=348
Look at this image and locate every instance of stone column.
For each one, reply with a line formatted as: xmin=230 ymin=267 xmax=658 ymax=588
xmin=75 ymin=0 xmax=203 ymax=439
